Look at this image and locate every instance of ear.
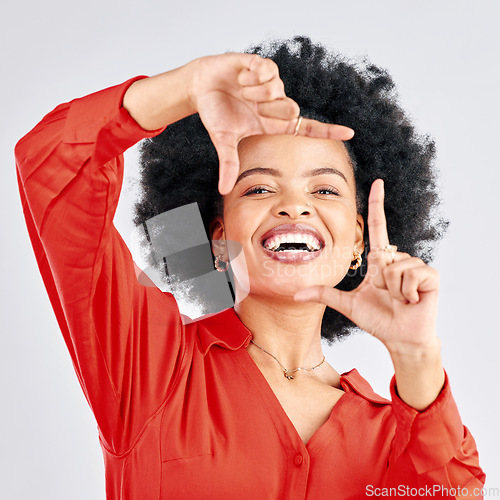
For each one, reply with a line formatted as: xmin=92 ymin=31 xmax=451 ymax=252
xmin=354 ymin=213 xmax=365 ymax=254
xmin=209 ymin=216 xmax=226 ymax=257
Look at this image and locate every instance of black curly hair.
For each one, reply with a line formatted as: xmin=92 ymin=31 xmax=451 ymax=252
xmin=134 ymin=36 xmax=447 ymax=343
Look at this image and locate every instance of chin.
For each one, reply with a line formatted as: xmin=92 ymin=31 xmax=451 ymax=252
xmin=249 ymin=274 xmax=335 ymax=299
xmin=263 ymin=259 xmax=343 ymax=284
xmin=232 ymin=254 xmax=348 ymax=301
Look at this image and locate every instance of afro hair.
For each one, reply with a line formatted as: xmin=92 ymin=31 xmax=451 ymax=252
xmin=134 ymin=36 xmax=447 ymax=343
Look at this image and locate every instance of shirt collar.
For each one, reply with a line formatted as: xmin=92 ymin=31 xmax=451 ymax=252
xmin=340 ymin=369 xmax=391 ymax=405
xmin=196 ymin=308 xmax=253 ymax=356
xmin=196 ymin=311 xmax=390 ymax=406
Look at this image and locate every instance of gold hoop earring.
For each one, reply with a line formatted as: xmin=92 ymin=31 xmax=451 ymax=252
xmin=215 ymin=254 xmax=229 ymax=272
xmin=349 ymin=251 xmax=362 ymax=270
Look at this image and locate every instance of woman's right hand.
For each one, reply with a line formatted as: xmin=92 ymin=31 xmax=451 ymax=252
xmin=189 ymin=54 xmax=354 ymax=193
xmin=124 ymin=53 xmax=354 ymax=195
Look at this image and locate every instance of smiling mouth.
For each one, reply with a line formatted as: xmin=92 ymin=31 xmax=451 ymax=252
xmin=262 ymin=234 xmax=323 ymax=253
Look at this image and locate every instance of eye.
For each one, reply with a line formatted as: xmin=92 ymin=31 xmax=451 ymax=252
xmin=244 ymin=186 xmax=273 ymax=195
xmin=313 ymin=187 xmax=340 ymax=196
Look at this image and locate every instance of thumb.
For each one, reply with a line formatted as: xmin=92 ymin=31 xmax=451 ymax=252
xmin=209 ymin=131 xmax=240 ymax=195
xmin=294 ymin=286 xmax=354 ymax=319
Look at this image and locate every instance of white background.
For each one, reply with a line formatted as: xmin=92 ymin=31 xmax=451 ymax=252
xmin=1 ymin=0 xmax=498 ymax=497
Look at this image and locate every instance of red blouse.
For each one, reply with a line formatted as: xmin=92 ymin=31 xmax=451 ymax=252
xmin=16 ymin=77 xmax=486 ymax=499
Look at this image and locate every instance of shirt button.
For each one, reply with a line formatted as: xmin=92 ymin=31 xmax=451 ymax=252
xmin=294 ymin=455 xmax=303 ymax=466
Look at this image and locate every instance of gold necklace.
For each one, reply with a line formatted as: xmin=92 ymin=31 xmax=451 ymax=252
xmin=250 ymin=339 xmax=326 ymax=380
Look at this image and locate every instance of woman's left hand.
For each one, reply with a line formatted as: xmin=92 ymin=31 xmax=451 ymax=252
xmin=294 ymin=178 xmax=440 ymax=355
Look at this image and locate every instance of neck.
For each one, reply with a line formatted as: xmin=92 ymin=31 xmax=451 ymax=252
xmin=234 ymin=293 xmax=326 ymax=369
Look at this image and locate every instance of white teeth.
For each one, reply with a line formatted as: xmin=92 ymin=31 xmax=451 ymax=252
xmin=266 ymin=240 xmax=280 ymax=251
xmin=263 ymin=232 xmax=322 ymax=251
xmin=306 ymin=236 xmax=321 ymax=251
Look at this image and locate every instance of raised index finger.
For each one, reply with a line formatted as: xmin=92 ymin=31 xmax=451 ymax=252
xmin=367 ymin=179 xmax=390 ymax=250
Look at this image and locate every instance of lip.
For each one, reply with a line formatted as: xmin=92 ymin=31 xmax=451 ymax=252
xmin=260 ymin=245 xmax=324 ymax=263
xmin=259 ymin=223 xmax=326 ymax=264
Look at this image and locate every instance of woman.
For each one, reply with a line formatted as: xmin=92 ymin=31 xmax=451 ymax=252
xmin=16 ymin=37 xmax=485 ymax=498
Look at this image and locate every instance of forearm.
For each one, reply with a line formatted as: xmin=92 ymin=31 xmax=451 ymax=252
xmin=389 ymin=337 xmax=445 ymax=411
xmin=16 ymin=78 xmax=186 ymax=451
xmin=122 ymin=60 xmax=198 ymax=130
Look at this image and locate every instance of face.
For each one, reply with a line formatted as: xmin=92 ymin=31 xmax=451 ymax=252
xmin=211 ymin=134 xmax=365 ymax=302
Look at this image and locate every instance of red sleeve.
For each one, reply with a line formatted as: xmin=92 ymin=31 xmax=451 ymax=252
xmin=15 ymin=78 xmax=186 ymax=455
xmin=383 ymin=371 xmax=486 ymax=497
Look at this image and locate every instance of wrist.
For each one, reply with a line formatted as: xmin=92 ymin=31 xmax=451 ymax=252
xmin=184 ymin=57 xmax=202 ymax=115
xmin=389 ymin=338 xmax=442 ymax=376
xmin=385 ymin=334 xmax=441 ymax=360
xmin=123 ymin=63 xmax=197 ymax=131
xmin=389 ymin=339 xmax=445 ymax=411
xmin=182 ymin=60 xmax=201 ymax=117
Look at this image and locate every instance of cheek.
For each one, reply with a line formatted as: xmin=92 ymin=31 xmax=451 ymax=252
xmin=222 ymin=213 xmax=248 ymax=248
xmin=322 ymin=203 xmax=358 ymax=240
xmin=222 ymin=206 xmax=257 ymax=270
xmin=321 ymin=207 xmax=360 ymax=265
xmin=223 ymin=201 xmax=267 ymax=244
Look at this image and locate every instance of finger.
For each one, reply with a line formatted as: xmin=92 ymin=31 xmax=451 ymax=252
xmin=256 ymin=98 xmax=300 ymax=121
xmin=208 ymin=130 xmax=240 ymax=195
xmin=240 ymin=77 xmax=285 ymax=102
xmin=238 ymin=56 xmax=279 ymax=86
xmin=401 ymin=266 xmax=439 ymax=304
xmin=367 ymin=179 xmax=390 ymax=251
xmin=382 ymin=255 xmax=424 ymax=302
xmin=294 ymin=286 xmax=354 ymax=320
xmin=368 ymin=250 xmax=408 ymax=290
xmin=292 ymin=117 xmax=355 ymax=140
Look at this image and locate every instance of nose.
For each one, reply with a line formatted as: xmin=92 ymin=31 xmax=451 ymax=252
xmin=271 ymin=194 xmax=314 ymax=219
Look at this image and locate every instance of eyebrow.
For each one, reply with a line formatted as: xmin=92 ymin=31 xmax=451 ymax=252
xmin=234 ymin=166 xmax=348 ymax=186
xmin=305 ymin=167 xmax=348 ymax=184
